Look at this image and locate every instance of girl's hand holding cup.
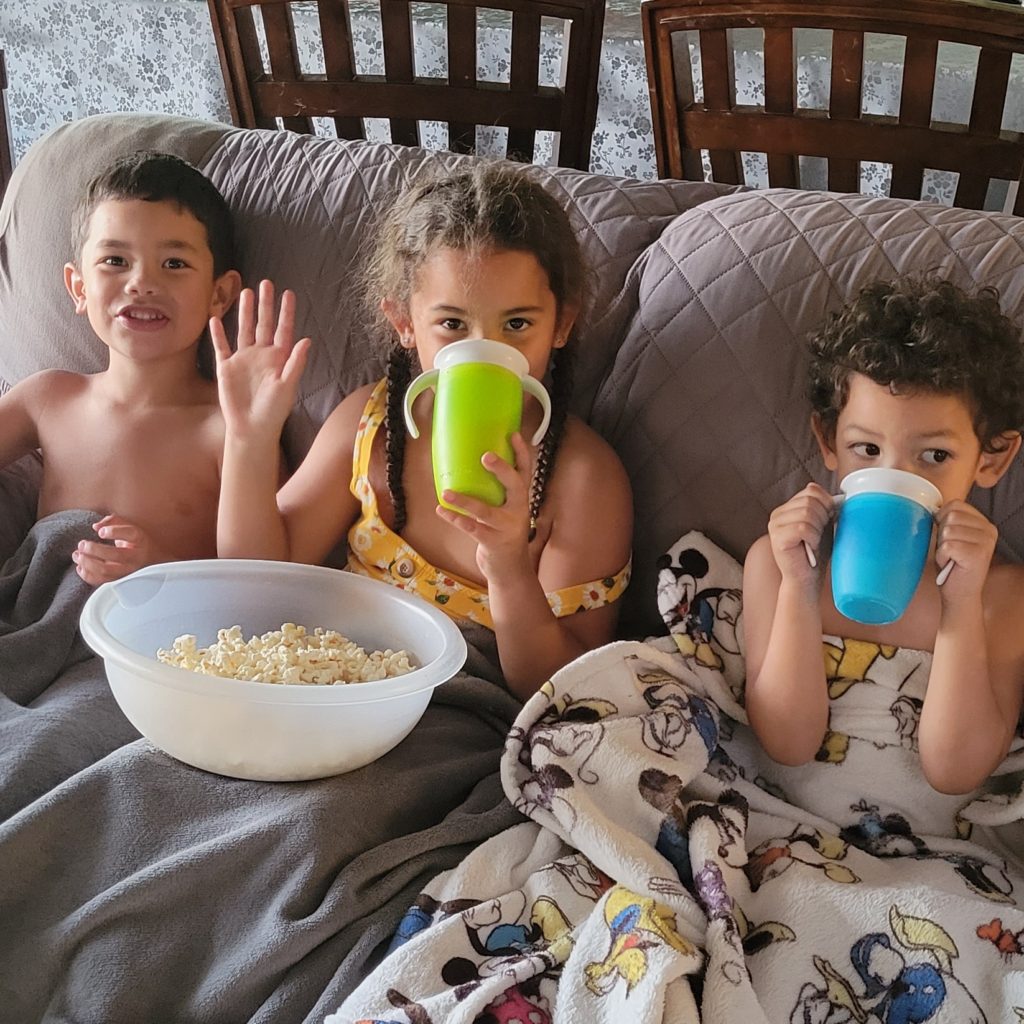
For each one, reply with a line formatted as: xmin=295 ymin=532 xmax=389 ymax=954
xmin=437 ymin=432 xmax=537 ymax=581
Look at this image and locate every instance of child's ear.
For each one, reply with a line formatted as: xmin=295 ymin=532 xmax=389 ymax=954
xmin=64 ymin=263 xmax=87 ymax=314
xmin=810 ymin=412 xmax=839 ymax=472
xmin=553 ymin=303 xmax=579 ymax=349
xmin=381 ymin=298 xmax=414 ymax=348
xmin=209 ymin=270 xmax=242 ymax=317
xmin=974 ymin=431 xmax=1022 ymax=489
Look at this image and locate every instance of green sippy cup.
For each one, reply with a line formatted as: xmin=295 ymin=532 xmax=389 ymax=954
xmin=403 ymin=338 xmax=552 ymax=510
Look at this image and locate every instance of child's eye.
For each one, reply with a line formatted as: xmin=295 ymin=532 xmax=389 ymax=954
xmin=439 ymin=318 xmax=464 ymax=332
xmin=850 ymin=442 xmax=881 ymax=458
xmin=100 ymin=256 xmax=127 ymax=267
xmin=506 ymin=317 xmax=530 ymax=332
xmin=164 ymin=258 xmax=188 ymax=270
xmin=922 ymin=449 xmax=951 ymax=465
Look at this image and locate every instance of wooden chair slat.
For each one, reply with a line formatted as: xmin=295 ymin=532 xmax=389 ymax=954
xmin=830 ymin=29 xmax=863 ymax=121
xmin=379 ymin=0 xmax=419 ymax=146
xmin=970 ymin=47 xmax=1012 ymax=138
xmin=709 ymin=148 xmax=741 ymax=184
xmin=699 ymin=28 xmax=734 ymax=111
xmin=899 ymin=35 xmax=937 ymax=127
xmin=763 ymin=26 xmax=793 ymax=115
xmin=889 ymin=162 xmax=924 ymax=200
xmin=507 ymin=10 xmax=543 ymax=159
xmin=317 ymin=0 xmax=364 ymax=139
xmin=260 ymin=4 xmax=311 ymax=132
xmin=954 ymin=171 xmax=991 ymax=209
xmin=448 ymin=5 xmax=478 ymax=153
xmin=767 ymin=152 xmax=799 ymax=188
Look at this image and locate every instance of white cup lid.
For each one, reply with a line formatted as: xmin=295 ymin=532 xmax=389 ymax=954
xmin=432 ymin=338 xmax=527 ymax=376
xmin=839 ymin=467 xmax=942 ymax=513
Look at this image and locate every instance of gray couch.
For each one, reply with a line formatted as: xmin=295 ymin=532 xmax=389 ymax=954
xmin=0 ymin=114 xmax=1022 ymax=1023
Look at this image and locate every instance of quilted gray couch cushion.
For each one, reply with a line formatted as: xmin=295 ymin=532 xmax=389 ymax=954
xmin=596 ymin=190 xmax=1024 ymax=633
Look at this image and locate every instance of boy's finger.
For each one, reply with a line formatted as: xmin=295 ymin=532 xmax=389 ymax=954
xmin=255 ymin=279 xmax=276 ymax=346
xmin=236 ymin=288 xmax=255 ymax=348
xmin=209 ymin=316 xmax=231 ymax=361
xmin=275 ymin=289 xmax=296 ymax=348
xmin=281 ymin=337 xmax=311 ymax=387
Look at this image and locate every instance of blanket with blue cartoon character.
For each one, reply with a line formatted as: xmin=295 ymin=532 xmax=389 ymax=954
xmin=330 ymin=531 xmax=1024 ymax=1024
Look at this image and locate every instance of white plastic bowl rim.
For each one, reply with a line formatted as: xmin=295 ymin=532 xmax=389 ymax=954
xmin=79 ymin=560 xmax=468 ymax=707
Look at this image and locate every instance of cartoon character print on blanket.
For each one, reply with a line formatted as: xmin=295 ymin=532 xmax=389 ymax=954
xmin=333 ymin=533 xmax=1024 ymax=1024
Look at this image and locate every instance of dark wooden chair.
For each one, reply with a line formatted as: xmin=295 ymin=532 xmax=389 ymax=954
xmin=0 ymin=52 xmax=14 ymax=198
xmin=642 ymin=0 xmax=1024 ymax=212
xmin=207 ymin=0 xmax=606 ymax=170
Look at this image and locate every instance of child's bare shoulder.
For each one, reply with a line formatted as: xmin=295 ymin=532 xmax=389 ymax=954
xmin=557 ymin=415 xmax=629 ymax=482
xmin=987 ymin=560 xmax=1024 ymax=625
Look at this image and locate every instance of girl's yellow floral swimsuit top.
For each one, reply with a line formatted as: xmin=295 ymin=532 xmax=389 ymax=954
xmin=346 ymin=380 xmax=631 ymax=630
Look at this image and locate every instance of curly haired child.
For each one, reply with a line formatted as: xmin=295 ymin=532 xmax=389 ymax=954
xmin=743 ymin=276 xmax=1024 ymax=794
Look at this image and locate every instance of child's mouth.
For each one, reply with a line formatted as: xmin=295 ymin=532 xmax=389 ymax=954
xmin=118 ymin=308 xmax=170 ymax=331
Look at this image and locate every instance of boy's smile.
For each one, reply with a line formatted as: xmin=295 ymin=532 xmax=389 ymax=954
xmin=813 ymin=373 xmax=1012 ymax=506
xmin=64 ymin=198 xmax=237 ymax=366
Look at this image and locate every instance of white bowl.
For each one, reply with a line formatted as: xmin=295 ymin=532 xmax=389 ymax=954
xmin=79 ymin=559 xmax=467 ymax=782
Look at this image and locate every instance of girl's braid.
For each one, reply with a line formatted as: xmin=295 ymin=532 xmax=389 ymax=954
xmin=528 ymin=345 xmax=575 ymax=539
xmin=385 ymin=345 xmax=414 ymax=534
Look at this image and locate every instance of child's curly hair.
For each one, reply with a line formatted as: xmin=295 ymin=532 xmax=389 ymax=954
xmin=808 ymin=276 xmax=1024 ymax=453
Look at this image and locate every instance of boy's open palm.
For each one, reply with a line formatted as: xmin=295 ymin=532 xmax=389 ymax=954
xmin=211 ymin=280 xmax=310 ymax=439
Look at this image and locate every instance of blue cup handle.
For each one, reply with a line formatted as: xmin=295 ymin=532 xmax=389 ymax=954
xmin=803 ymin=493 xmax=845 ymax=569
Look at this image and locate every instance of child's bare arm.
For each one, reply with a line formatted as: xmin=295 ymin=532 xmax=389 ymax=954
xmin=918 ymin=502 xmax=1023 ymax=793
xmin=743 ymin=484 xmax=833 ymax=765
xmin=0 ymin=372 xmax=55 ymax=469
xmin=213 ymin=281 xmax=313 ymax=560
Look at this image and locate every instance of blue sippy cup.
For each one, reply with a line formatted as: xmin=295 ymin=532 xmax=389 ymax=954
xmin=830 ymin=468 xmax=942 ymax=625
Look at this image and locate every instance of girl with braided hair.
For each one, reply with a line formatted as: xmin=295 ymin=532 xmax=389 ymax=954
xmin=213 ymin=164 xmax=632 ymax=699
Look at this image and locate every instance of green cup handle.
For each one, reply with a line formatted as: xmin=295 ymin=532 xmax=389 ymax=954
xmin=523 ymin=375 xmax=551 ymax=446
xmin=403 ymin=368 xmax=439 ymax=438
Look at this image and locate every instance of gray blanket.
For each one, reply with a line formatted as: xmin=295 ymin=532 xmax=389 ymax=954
xmin=0 ymin=515 xmax=525 ymax=1024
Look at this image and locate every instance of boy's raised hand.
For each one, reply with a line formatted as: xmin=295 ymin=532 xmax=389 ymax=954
xmin=768 ymin=482 xmax=834 ymax=586
xmin=211 ymin=280 xmax=311 ymax=440
xmin=934 ymin=500 xmax=998 ymax=604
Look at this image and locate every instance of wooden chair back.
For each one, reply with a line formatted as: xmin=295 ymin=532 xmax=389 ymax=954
xmin=207 ymin=0 xmax=605 ymax=170
xmin=642 ymin=0 xmax=1024 ymax=211
xmin=0 ymin=52 xmax=13 ymax=198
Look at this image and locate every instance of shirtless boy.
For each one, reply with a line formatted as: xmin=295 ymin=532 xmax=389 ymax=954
xmin=0 ymin=151 xmax=240 ymax=584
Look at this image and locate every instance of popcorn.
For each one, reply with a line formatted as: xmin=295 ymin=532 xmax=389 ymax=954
xmin=156 ymin=623 xmax=415 ymax=685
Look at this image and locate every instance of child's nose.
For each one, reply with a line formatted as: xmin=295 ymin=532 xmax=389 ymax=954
xmin=126 ymin=265 xmax=158 ymax=294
